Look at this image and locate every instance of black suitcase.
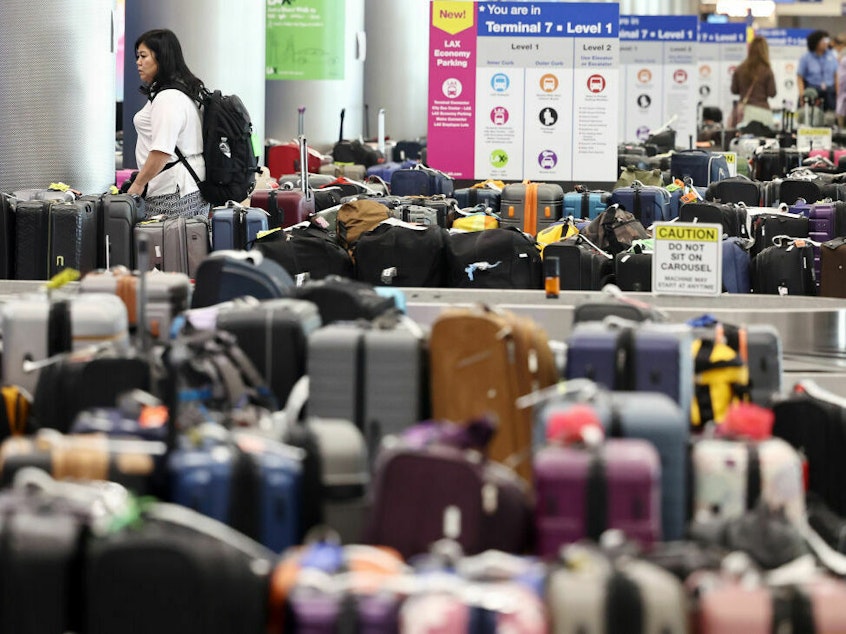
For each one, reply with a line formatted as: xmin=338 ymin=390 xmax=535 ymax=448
xmin=615 ymin=251 xmax=653 ymax=292
xmin=294 ymin=275 xmax=397 ymax=325
xmin=353 ymin=222 xmax=449 ymax=287
xmin=81 ymin=193 xmax=145 ymax=269
xmin=253 ymin=223 xmax=354 ymax=282
xmin=705 ymin=176 xmax=761 ymax=206
xmin=0 ymin=194 xmax=13 ymax=279
xmin=751 ymin=240 xmax=816 ymax=295
xmin=446 ymin=227 xmax=543 ymax=289
xmin=14 ymin=200 xmax=98 ymax=280
xmin=679 ymin=201 xmax=749 ymax=239
xmin=752 ymin=148 xmax=803 ymax=181
xmin=543 ymin=235 xmax=614 ymax=291
xmin=750 ymin=213 xmax=810 ymax=258
xmin=777 ymin=178 xmax=822 ymax=206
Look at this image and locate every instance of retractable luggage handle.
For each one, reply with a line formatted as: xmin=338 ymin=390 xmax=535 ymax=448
xmin=298 ymin=134 xmax=312 ymax=201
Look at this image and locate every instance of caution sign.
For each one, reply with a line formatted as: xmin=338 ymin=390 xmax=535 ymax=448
xmin=652 ymin=222 xmax=722 ymax=296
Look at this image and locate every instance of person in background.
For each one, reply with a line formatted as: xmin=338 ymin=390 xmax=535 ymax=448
xmin=834 ymin=33 xmax=846 ymax=127
xmin=128 ymin=29 xmax=209 ymax=218
xmin=730 ymin=36 xmax=777 ymax=129
xmin=797 ymin=30 xmax=838 ymax=113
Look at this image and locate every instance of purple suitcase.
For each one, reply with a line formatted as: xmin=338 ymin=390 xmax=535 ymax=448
xmin=564 ymin=321 xmax=694 ymax=416
xmin=789 ymin=201 xmax=846 ymax=289
xmin=533 ymin=438 xmax=662 ymax=556
xmin=252 ymin=135 xmax=315 ymax=228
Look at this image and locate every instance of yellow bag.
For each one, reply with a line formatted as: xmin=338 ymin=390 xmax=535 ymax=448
xmin=451 ymin=211 xmax=500 ymax=232
xmin=690 ymin=335 xmax=750 ymax=428
xmin=536 ymin=219 xmax=579 ymax=254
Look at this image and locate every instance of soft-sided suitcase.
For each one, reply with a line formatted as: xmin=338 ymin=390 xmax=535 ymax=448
xmin=14 ymin=200 xmax=98 ymax=280
xmin=133 ymin=215 xmax=210 ymax=277
xmin=679 ymin=201 xmax=749 ymax=239
xmin=428 ymin=306 xmax=558 ymax=483
xmin=752 ymin=148 xmax=803 ymax=181
xmin=564 ymin=189 xmax=612 ymax=220
xmin=705 ymin=175 xmax=761 ymax=206
xmin=293 ymin=276 xmax=397 ymax=325
xmin=353 ymin=220 xmax=449 ymax=287
xmin=749 ymin=213 xmax=809 ymax=258
xmin=253 ymin=223 xmax=353 ymax=282
xmin=454 ymin=185 xmax=502 ymax=215
xmin=534 ymin=438 xmax=661 ymax=554
xmin=365 ymin=160 xmax=417 ymax=184
xmin=1 ymin=294 xmax=131 ymax=396
xmin=0 ymin=194 xmax=14 ymax=279
xmin=820 ymin=236 xmax=846 ymax=297
xmin=722 ymin=237 xmax=752 ymax=294
xmin=80 ymin=193 xmax=146 ymax=269
xmin=535 ymin=389 xmax=689 ymax=542
xmin=751 ymin=240 xmax=816 ymax=296
xmin=670 ymin=149 xmax=730 ymax=187
xmin=500 ymin=182 xmax=564 ymax=235
xmin=320 ymin=162 xmax=367 ymax=181
xmin=216 ymin=298 xmax=321 ymax=408
xmin=210 ymin=203 xmax=269 ymax=251
xmin=778 ymin=178 xmax=822 ymax=205
xmin=788 ymin=200 xmax=846 ymax=287
xmin=389 ymin=164 xmax=454 ymax=197
xmin=609 ymin=184 xmax=671 ymax=226
xmin=168 ymin=428 xmax=302 ymax=553
xmin=446 ymin=227 xmax=543 ymax=289
xmin=543 ymin=235 xmax=614 ymax=291
xmin=565 ymin=320 xmax=694 ymax=416
xmin=307 ymin=316 xmax=427 ymax=461
xmin=190 ymin=250 xmax=294 ymax=308
xmin=79 ymin=269 xmax=191 ymax=341
xmin=614 ymin=251 xmax=653 ymax=292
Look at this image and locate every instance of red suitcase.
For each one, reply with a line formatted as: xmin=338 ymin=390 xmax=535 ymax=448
xmin=265 ymin=107 xmax=322 ymax=178
xmin=252 ymin=135 xmax=315 ymax=228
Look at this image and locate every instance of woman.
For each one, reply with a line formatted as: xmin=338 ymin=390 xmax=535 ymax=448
xmin=128 ymin=29 xmax=209 ymax=218
xmin=730 ymin=36 xmax=777 ymax=130
xmin=797 ymin=30 xmax=838 ymax=113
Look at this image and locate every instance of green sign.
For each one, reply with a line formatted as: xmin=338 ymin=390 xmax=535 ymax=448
xmin=266 ymin=0 xmax=345 ymax=80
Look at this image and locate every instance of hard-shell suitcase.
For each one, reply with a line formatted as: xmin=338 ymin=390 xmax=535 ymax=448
xmin=78 ymin=269 xmax=191 ymax=341
xmin=190 ymin=250 xmax=294 ymax=308
xmin=353 ymin=221 xmax=449 ymax=287
xmin=256 ymin=135 xmax=316 ymax=228
xmin=609 ymin=184 xmax=671 ymax=226
xmin=565 ymin=321 xmax=694 ymax=416
xmin=1 ymin=294 xmax=130 ymax=396
xmin=691 ymin=436 xmax=805 ymax=525
xmin=752 ymin=148 xmax=803 ymax=181
xmin=446 ymin=227 xmax=543 ymax=289
xmin=705 ymin=176 xmax=761 ymax=206
xmin=820 ymin=236 xmax=846 ymax=297
xmin=535 ymin=389 xmax=689 ymax=541
xmin=133 ymin=215 xmax=210 ymax=277
xmin=253 ymin=223 xmax=354 ymax=282
xmin=534 ymin=438 xmax=661 ymax=554
xmin=307 ymin=316 xmax=427 ymax=461
xmin=210 ymin=203 xmax=269 ymax=251
xmin=454 ymin=185 xmax=502 ymax=215
xmin=168 ymin=429 xmax=302 ymax=553
xmin=500 ymin=182 xmax=564 ymax=235
xmin=216 ymin=298 xmax=321 ymax=408
xmin=544 ymin=235 xmax=614 ymax=291
xmin=80 ymin=193 xmax=146 ymax=269
xmin=615 ymin=251 xmax=653 ymax=292
xmin=788 ymin=201 xmax=846 ymax=287
xmin=390 ymin=165 xmax=454 ymax=198
xmin=751 ymin=240 xmax=816 ymax=296
xmin=14 ymin=199 xmax=98 ymax=280
xmin=564 ymin=189 xmax=611 ymax=220
xmin=670 ymin=149 xmax=730 ymax=187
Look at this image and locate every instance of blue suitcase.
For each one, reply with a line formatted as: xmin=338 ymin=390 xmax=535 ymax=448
xmin=670 ymin=149 xmax=730 ymax=187
xmin=564 ymin=190 xmax=611 ymax=220
xmin=668 ymin=186 xmax=707 ymax=219
xmin=565 ymin=320 xmax=694 ymax=417
xmin=534 ymin=388 xmax=689 ymax=541
xmin=365 ymin=160 xmax=417 ymax=184
xmin=390 ymin=165 xmax=455 ymax=197
xmin=210 ymin=204 xmax=269 ymax=251
xmin=453 ymin=186 xmax=502 ymax=215
xmin=609 ymin=185 xmax=671 ymax=226
xmin=721 ymin=237 xmax=751 ymax=293
xmin=168 ymin=428 xmax=302 ymax=553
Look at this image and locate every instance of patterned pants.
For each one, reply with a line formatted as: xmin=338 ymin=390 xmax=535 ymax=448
xmin=144 ymin=189 xmax=210 ymax=219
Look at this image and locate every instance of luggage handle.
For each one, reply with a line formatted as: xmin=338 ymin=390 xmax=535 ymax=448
xmin=515 ymin=378 xmax=602 ymax=411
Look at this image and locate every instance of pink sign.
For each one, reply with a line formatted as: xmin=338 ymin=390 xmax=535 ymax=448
xmin=427 ymin=2 xmax=477 ymax=178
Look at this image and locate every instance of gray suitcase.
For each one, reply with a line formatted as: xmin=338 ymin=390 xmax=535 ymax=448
xmin=0 ymin=293 xmax=130 ymax=395
xmin=318 ymin=163 xmax=367 ymax=181
xmin=307 ymin=316 xmax=427 ymax=461
xmin=134 ymin=216 xmax=210 ymax=278
xmin=78 ymin=270 xmax=192 ymax=342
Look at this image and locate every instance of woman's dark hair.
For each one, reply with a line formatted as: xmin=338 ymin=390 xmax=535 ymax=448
xmin=807 ymin=30 xmax=830 ymax=53
xmin=135 ymin=28 xmax=204 ymax=99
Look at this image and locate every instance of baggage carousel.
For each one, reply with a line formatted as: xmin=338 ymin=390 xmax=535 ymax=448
xmin=2 ymin=280 xmax=845 ymax=396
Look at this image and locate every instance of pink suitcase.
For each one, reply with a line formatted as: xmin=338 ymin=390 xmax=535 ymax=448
xmin=533 ymin=438 xmax=662 ymax=556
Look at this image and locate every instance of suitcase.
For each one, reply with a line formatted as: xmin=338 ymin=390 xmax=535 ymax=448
xmin=609 ymin=184 xmax=671 ymax=226
xmin=614 ymin=251 xmax=653 ymax=292
xmin=392 ymin=140 xmax=425 ymax=162
xmin=215 ymin=298 xmax=321 ymax=408
xmin=0 ymin=194 xmax=13 ymax=279
xmin=265 ymin=106 xmax=323 ymax=178
xmin=429 ymin=306 xmax=557 ymax=483
xmin=820 ymin=236 xmax=846 ymax=297
xmin=1 ymin=293 xmax=131 ymax=396
xmin=133 ymin=215 xmax=210 ymax=277
xmin=79 ymin=269 xmax=192 ymax=341
xmin=395 ymin=194 xmax=455 ymax=228
xmin=446 ymin=227 xmax=544 ymax=289
xmin=705 ymin=176 xmax=761 ymax=206
xmin=691 ymin=436 xmax=805 ymax=526
xmin=390 ymin=165 xmax=454 ymax=197
xmin=722 ymin=237 xmax=752 ymax=294
xmin=256 ymin=136 xmax=316 ymax=228
xmin=387 ymin=203 xmax=440 ymax=227
xmin=307 ymin=316 xmax=427 ymax=461
xmin=679 ymin=201 xmax=750 ymax=239
xmin=752 ymin=148 xmax=803 ymax=181
xmin=778 ymin=178 xmax=822 ymax=205
xmin=11 ymin=187 xmax=78 ymax=203
xmin=168 ymin=428 xmax=302 ymax=553
xmin=80 ymin=193 xmax=146 ymax=269
xmin=751 ymin=240 xmax=816 ymax=296
xmin=210 ymin=203 xmax=269 ymax=251
xmin=670 ymin=149 xmax=730 ymax=187
xmin=749 ymin=212 xmax=809 ymax=258
xmin=565 ymin=321 xmax=694 ymax=416
xmin=293 ymin=275 xmax=397 ymax=325
xmin=353 ymin=221 xmax=449 ymax=287
xmin=788 ymin=200 xmax=846 ymax=288
xmin=535 ymin=389 xmax=689 ymax=541
xmin=14 ymin=200 xmax=98 ymax=280
xmin=534 ymin=438 xmax=661 ymax=554
xmin=453 ymin=185 xmax=502 ymax=215
xmin=366 ymin=160 xmax=417 ymax=184
xmin=543 ymin=235 xmax=614 ymax=291
xmin=253 ymin=223 xmax=354 ymax=282
xmin=564 ymin=189 xmax=612 ymax=220
xmin=499 ymin=182 xmax=564 ymax=235
xmin=84 ymin=502 xmax=272 ymax=634
xmin=319 ymin=162 xmax=367 ymax=181
xmin=190 ymin=250 xmax=294 ymax=309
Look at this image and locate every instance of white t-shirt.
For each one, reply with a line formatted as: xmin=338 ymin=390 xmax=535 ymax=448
xmin=133 ymin=88 xmax=205 ymax=198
